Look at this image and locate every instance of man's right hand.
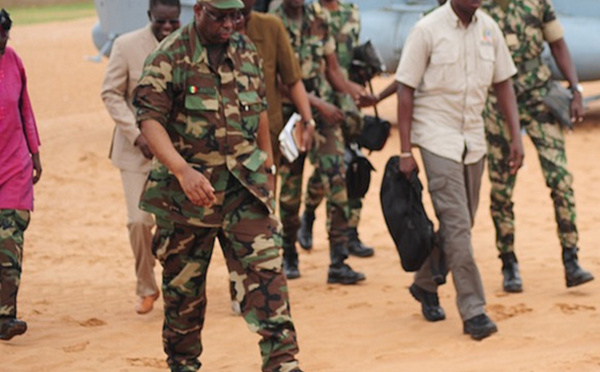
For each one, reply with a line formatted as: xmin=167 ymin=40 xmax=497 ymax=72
xmin=317 ymin=100 xmax=344 ymax=125
xmin=135 ymin=133 xmax=154 ymax=159
xmin=175 ymin=166 xmax=217 ymax=207
xmin=399 ymin=154 xmax=419 ymax=179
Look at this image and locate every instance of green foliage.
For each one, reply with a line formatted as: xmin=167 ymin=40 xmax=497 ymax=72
xmin=8 ymin=2 xmax=95 ymax=26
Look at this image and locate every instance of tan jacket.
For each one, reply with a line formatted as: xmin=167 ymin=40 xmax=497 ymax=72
xmin=101 ymin=24 xmax=157 ymax=172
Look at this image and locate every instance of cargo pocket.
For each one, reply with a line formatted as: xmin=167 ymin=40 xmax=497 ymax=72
xmin=427 ymin=175 xmax=450 ymax=215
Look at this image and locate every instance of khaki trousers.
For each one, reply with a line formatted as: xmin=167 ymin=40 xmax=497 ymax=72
xmin=414 ymin=148 xmax=487 ymax=321
xmin=120 ymin=170 xmax=158 ymax=297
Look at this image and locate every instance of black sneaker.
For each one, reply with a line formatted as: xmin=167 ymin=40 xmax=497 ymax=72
xmin=463 ymin=313 xmax=497 ymax=340
xmin=327 ymin=263 xmax=366 ymax=284
xmin=0 ymin=318 xmax=27 ymax=341
xmin=409 ymin=284 xmax=446 ymax=322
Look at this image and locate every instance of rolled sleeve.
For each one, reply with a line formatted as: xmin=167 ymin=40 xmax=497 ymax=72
xmin=133 ymin=51 xmax=174 ymax=128
xmin=394 ymin=26 xmax=430 ymax=89
xmin=543 ymin=19 xmax=564 ymax=43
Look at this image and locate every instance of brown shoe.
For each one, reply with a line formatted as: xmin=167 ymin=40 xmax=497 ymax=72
xmin=135 ymin=291 xmax=160 ymax=315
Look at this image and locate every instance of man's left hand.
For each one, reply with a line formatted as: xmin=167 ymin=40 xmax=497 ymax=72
xmin=570 ymin=91 xmax=585 ymax=124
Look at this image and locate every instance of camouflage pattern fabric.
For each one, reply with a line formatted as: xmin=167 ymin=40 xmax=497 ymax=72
xmin=133 ymin=23 xmax=299 ymax=372
xmin=134 ymin=24 xmax=275 ymax=222
xmin=320 ymin=1 xmax=360 ymax=76
xmin=274 ymin=4 xmax=350 ymax=248
xmin=481 ymin=0 xmax=578 ymax=253
xmin=303 ymin=2 xmax=362 ymax=229
xmin=153 ymin=175 xmax=298 ymax=372
xmin=0 ymin=209 xmax=30 ymax=318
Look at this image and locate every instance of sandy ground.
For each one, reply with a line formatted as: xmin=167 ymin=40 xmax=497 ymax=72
xmin=1 ymin=17 xmax=600 ymax=372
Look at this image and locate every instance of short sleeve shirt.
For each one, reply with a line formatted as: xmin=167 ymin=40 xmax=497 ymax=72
xmin=395 ymin=2 xmax=516 ymax=164
xmin=322 ymin=1 xmax=361 ymax=76
xmin=133 ymin=23 xmax=274 ymax=224
xmin=274 ymin=2 xmax=336 ymax=98
xmin=481 ymin=0 xmax=564 ymax=94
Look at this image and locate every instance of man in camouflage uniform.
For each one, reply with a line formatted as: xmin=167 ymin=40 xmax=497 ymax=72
xmin=133 ymin=1 xmax=301 ymax=371
xmin=297 ymin=0 xmax=375 ymax=258
xmin=481 ymin=0 xmax=594 ymax=293
xmin=272 ymin=0 xmax=366 ymax=283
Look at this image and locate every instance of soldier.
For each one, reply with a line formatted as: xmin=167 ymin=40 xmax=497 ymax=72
xmin=481 ymin=0 xmax=594 ymax=292
xmin=297 ymin=0 xmax=375 ymax=258
xmin=0 ymin=8 xmax=42 ymax=341
xmin=101 ymin=0 xmax=181 ymax=315
xmin=272 ymin=0 xmax=366 ymax=283
xmin=395 ymin=0 xmax=523 ymax=340
xmin=132 ymin=0 xmax=302 ymax=370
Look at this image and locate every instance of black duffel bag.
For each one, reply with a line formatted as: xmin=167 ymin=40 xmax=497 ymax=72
xmin=345 ymin=144 xmax=374 ymax=199
xmin=380 ymin=156 xmax=434 ymax=272
xmin=357 ymin=114 xmax=391 ymax=152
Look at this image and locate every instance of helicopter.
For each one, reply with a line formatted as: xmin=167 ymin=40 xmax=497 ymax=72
xmin=92 ymin=0 xmax=600 ymax=85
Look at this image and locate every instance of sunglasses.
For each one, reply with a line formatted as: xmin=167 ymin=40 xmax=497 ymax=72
xmin=151 ymin=16 xmax=180 ymax=26
xmin=203 ymin=7 xmax=244 ymax=24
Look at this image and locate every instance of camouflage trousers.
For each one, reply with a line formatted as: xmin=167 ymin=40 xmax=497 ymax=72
xmin=152 ymin=175 xmax=299 ymax=372
xmin=0 ymin=209 xmax=30 ymax=318
xmin=304 ymin=168 xmax=362 ymax=229
xmin=279 ymin=113 xmax=350 ymax=248
xmin=484 ymin=91 xmax=578 ymax=254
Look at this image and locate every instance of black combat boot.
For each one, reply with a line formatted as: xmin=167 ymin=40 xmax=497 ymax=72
xmin=347 ymin=228 xmax=374 ymax=257
xmin=0 ymin=318 xmax=27 ymax=341
xmin=282 ymin=242 xmax=300 ymax=280
xmin=562 ymin=247 xmax=594 ymax=288
xmin=499 ymin=252 xmax=523 ymax=293
xmin=297 ymin=210 xmax=315 ymax=251
xmin=409 ymin=284 xmax=445 ymax=322
xmin=327 ymin=243 xmax=366 ymax=284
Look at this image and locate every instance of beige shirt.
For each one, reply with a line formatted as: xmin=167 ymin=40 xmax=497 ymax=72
xmin=395 ymin=1 xmax=516 ymax=164
xmin=101 ymin=24 xmax=157 ymax=172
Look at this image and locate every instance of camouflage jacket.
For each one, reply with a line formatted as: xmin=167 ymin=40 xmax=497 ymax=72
xmin=133 ymin=22 xmax=274 ymax=225
xmin=481 ymin=0 xmax=563 ymax=95
xmin=273 ymin=2 xmax=336 ymax=99
xmin=320 ymin=1 xmax=360 ymax=76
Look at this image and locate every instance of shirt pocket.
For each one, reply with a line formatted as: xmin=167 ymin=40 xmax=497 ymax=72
xmin=183 ymin=74 xmax=220 ymax=139
xmin=478 ymin=45 xmax=496 ymax=87
xmin=424 ymin=48 xmax=460 ymax=92
xmin=238 ymin=90 xmax=263 ymax=141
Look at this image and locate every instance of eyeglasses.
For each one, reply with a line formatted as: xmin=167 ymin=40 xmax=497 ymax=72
xmin=151 ymin=16 xmax=180 ymax=26
xmin=203 ymin=7 xmax=244 ymax=24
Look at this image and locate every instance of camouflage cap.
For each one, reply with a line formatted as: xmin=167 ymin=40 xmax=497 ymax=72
xmin=197 ymin=0 xmax=244 ymax=10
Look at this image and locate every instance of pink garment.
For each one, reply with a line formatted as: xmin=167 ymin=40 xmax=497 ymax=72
xmin=0 ymin=46 xmax=40 ymax=211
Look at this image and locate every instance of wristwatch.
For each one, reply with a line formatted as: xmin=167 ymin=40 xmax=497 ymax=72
xmin=304 ymin=118 xmax=316 ymax=128
xmin=266 ymin=164 xmax=277 ymax=175
xmin=569 ymin=83 xmax=584 ymax=94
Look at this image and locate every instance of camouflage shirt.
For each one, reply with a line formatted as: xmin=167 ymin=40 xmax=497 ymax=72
xmin=133 ymin=22 xmax=273 ymax=226
xmin=273 ymin=2 xmax=336 ymax=98
xmin=481 ymin=0 xmax=564 ymax=94
xmin=320 ymin=1 xmax=360 ymax=76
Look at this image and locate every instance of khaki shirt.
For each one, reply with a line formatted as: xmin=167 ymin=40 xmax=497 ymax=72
xmin=395 ymin=1 xmax=516 ymax=164
xmin=246 ymin=12 xmax=302 ymax=138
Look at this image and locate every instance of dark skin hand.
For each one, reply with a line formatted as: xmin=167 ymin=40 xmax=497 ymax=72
xmin=315 ymin=99 xmax=344 ymax=125
xmin=134 ymin=133 xmax=154 ymax=159
xmin=32 ymin=152 xmax=42 ymax=184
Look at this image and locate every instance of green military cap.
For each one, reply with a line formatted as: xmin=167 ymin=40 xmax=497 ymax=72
xmin=197 ymin=0 xmax=244 ymax=9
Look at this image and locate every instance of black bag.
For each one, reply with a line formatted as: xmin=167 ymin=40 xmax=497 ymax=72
xmin=345 ymin=144 xmax=374 ymax=199
xmin=349 ymin=40 xmax=386 ymax=86
xmin=380 ymin=156 xmax=434 ymax=272
xmin=357 ymin=114 xmax=391 ymax=152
